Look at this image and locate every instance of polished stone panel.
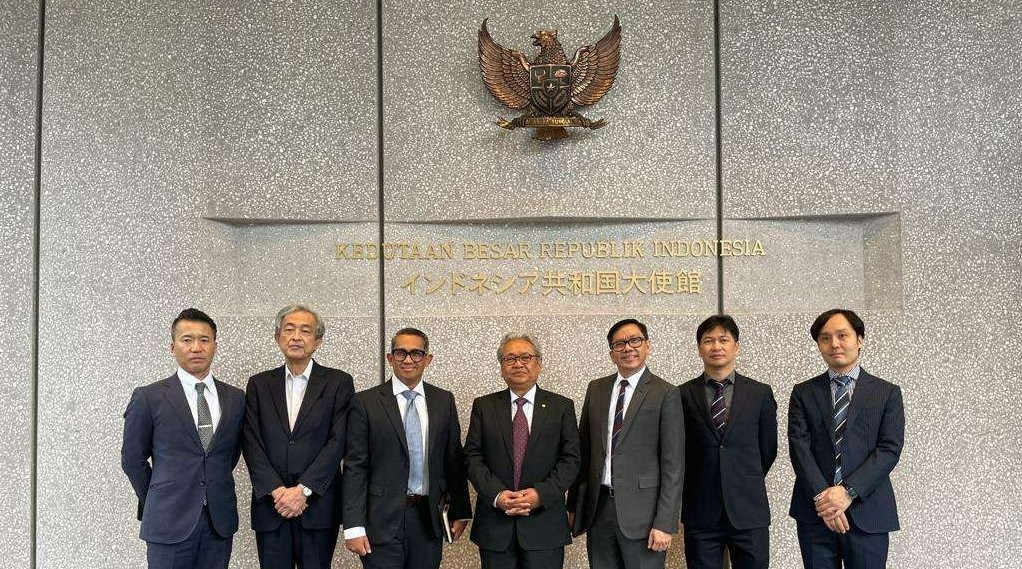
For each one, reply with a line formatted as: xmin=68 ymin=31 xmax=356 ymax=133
xmin=383 ymin=0 xmax=716 ymax=222
xmin=0 ymin=3 xmax=40 ymax=568
xmin=721 ymin=1 xmax=1022 ymax=567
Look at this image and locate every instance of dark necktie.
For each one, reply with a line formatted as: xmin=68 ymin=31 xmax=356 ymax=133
xmin=832 ymin=375 xmax=852 ymax=485
xmin=195 ymin=382 xmax=213 ymax=451
xmin=710 ymin=380 xmax=728 ymax=434
xmin=612 ymin=379 xmax=629 ymax=450
xmin=512 ymin=397 xmax=529 ymax=490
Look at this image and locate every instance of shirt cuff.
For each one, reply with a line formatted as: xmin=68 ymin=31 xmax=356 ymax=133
xmin=343 ymin=526 xmax=367 ymax=539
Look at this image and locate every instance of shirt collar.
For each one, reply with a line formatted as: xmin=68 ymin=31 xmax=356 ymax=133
xmin=286 ymin=360 xmax=314 ymax=381
xmin=616 ymin=366 xmax=646 ymax=386
xmin=509 ymin=384 xmax=538 ymax=404
xmin=827 ymin=365 xmax=861 ymax=382
xmin=178 ymin=367 xmax=216 ymax=390
xmin=392 ymin=376 xmax=426 ymax=397
xmin=704 ymin=369 xmax=736 ymax=386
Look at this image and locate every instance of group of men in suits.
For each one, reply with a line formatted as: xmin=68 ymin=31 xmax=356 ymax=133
xmin=122 ymin=306 xmax=903 ymax=569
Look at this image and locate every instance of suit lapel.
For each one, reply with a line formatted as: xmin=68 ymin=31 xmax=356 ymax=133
xmin=617 ymin=369 xmax=651 ymax=444
xmin=291 ymin=362 xmax=327 ymax=434
xmin=810 ymin=373 xmax=836 ymax=445
xmin=496 ymin=391 xmax=515 ymax=463
xmin=208 ymin=377 xmax=234 ymax=451
xmin=593 ymin=375 xmax=613 ymax=459
xmin=691 ymin=376 xmax=720 ymax=441
xmin=267 ymin=366 xmax=292 ymax=435
xmin=721 ymin=375 xmax=749 ymax=441
xmin=524 ymin=388 xmax=550 ymax=458
xmin=162 ymin=375 xmax=204 ymax=451
xmin=844 ymin=370 xmax=875 ymax=436
xmin=424 ymin=383 xmax=443 ymax=460
xmin=380 ymin=381 xmax=410 ymax=456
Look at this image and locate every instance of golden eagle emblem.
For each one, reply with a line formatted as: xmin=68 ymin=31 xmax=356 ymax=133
xmin=478 ymin=16 xmax=621 ymax=140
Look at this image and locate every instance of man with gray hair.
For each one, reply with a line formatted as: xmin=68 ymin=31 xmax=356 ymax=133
xmin=243 ymin=304 xmax=355 ymax=569
xmin=464 ymin=333 xmax=581 ymax=568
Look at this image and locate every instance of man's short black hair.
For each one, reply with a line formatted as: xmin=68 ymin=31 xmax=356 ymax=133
xmin=607 ymin=318 xmax=649 ymax=346
xmin=171 ymin=308 xmax=218 ymax=340
xmin=809 ymin=309 xmax=865 ymax=341
xmin=391 ymin=327 xmax=430 ymax=353
xmin=696 ymin=315 xmax=740 ymax=343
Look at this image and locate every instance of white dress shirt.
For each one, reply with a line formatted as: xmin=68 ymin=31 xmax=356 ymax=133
xmin=343 ymin=377 xmax=430 ymax=541
xmin=509 ymin=385 xmax=537 ymax=428
xmin=602 ymin=366 xmax=645 ymax=486
xmin=285 ymin=360 xmax=313 ymax=430
xmin=178 ymin=367 xmax=221 ymax=432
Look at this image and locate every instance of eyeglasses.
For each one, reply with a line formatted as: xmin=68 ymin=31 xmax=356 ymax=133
xmin=610 ymin=336 xmax=646 ymax=352
xmin=391 ymin=349 xmax=428 ymax=362
xmin=501 ymin=354 xmax=539 ymax=366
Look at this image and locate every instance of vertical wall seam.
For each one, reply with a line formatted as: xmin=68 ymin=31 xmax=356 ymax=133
xmin=376 ymin=0 xmax=386 ymax=383
xmin=713 ymin=0 xmax=725 ymax=314
xmin=31 ymin=1 xmax=47 ymax=567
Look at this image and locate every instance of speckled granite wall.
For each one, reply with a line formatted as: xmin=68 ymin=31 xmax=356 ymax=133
xmin=0 ymin=3 xmax=40 ymax=568
xmin=8 ymin=0 xmax=1018 ymax=568
xmin=35 ymin=1 xmax=378 ymax=568
xmin=720 ymin=2 xmax=1022 ymax=568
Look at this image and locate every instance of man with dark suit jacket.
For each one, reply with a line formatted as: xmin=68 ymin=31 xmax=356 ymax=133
xmin=343 ymin=328 xmax=471 ymax=569
xmin=788 ymin=309 xmax=904 ymax=569
xmin=243 ymin=304 xmax=354 ymax=569
xmin=568 ymin=318 xmax=684 ymax=569
xmin=122 ymin=308 xmax=246 ymax=569
xmin=464 ymin=333 xmax=581 ymax=569
xmin=679 ymin=315 xmax=777 ymax=569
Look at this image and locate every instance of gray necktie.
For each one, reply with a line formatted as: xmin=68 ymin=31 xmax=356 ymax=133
xmin=832 ymin=375 xmax=852 ymax=485
xmin=195 ymin=382 xmax=213 ymax=451
xmin=402 ymin=390 xmax=424 ymax=495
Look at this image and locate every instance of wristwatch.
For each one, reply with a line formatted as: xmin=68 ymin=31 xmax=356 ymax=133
xmin=842 ymin=484 xmax=858 ymax=500
xmin=299 ymin=484 xmax=313 ymax=498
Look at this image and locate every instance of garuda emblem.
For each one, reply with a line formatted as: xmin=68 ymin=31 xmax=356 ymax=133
xmin=478 ymin=16 xmax=621 ymax=140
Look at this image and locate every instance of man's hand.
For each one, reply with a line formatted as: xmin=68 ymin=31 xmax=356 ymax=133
xmin=495 ymin=490 xmax=519 ymax=512
xmin=270 ymin=486 xmax=287 ymax=502
xmin=647 ymin=528 xmax=671 ymax=552
xmin=506 ymin=488 xmax=541 ymax=511
xmin=824 ymin=511 xmax=850 ymax=534
xmin=815 ymin=485 xmax=852 ymax=519
xmin=274 ymin=486 xmax=307 ymax=518
xmin=345 ymin=536 xmax=372 ymax=556
xmin=451 ymin=519 xmax=469 ymax=541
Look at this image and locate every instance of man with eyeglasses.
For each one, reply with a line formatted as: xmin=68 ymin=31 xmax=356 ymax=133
xmin=343 ymin=328 xmax=472 ymax=569
xmin=242 ymin=304 xmax=355 ymax=569
xmin=464 ymin=333 xmax=580 ymax=569
xmin=568 ymin=318 xmax=684 ymax=569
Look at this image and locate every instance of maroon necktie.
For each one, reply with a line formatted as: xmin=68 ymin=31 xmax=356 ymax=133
xmin=512 ymin=397 xmax=529 ymax=489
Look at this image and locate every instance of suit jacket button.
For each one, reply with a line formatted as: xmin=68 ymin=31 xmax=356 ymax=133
xmin=289 ymin=440 xmax=295 ymax=445
xmin=720 ymin=445 xmax=725 ymax=451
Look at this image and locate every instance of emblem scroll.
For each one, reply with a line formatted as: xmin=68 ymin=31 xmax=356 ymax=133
xmin=478 ymin=17 xmax=622 ymax=141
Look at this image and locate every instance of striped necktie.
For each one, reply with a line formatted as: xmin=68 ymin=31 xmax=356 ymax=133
xmin=832 ymin=375 xmax=852 ymax=485
xmin=710 ymin=380 xmax=728 ymax=434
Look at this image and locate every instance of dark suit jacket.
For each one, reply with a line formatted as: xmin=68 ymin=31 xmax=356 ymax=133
xmin=243 ymin=361 xmax=354 ymax=531
xmin=342 ymin=380 xmax=472 ymax=544
xmin=464 ymin=387 xmax=580 ymax=551
xmin=788 ymin=369 xmax=904 ymax=533
xmin=121 ymin=374 xmax=245 ymax=544
xmin=568 ymin=368 xmax=684 ymax=540
xmin=679 ymin=373 xmax=777 ymax=530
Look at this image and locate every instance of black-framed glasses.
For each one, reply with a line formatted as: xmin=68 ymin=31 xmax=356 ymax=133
xmin=501 ymin=354 xmax=539 ymax=366
xmin=610 ymin=336 xmax=646 ymax=352
xmin=392 ymin=349 xmax=428 ymax=362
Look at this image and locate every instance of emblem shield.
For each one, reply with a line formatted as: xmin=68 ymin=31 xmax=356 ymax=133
xmin=529 ymin=64 xmax=572 ymax=116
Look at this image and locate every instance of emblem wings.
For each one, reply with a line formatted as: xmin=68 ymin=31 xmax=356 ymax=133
xmin=570 ymin=16 xmax=621 ymax=106
xmin=478 ymin=19 xmax=531 ymax=110
xmin=478 ymin=16 xmax=622 ymax=110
